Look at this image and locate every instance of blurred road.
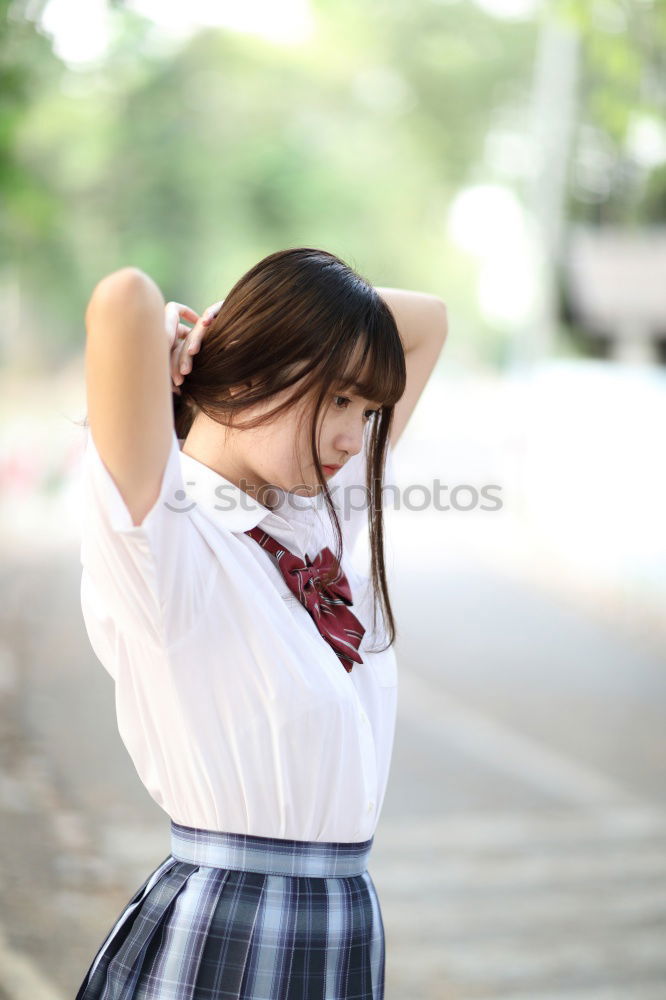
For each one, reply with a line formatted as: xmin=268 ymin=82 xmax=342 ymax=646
xmin=1 ymin=537 xmax=665 ymax=1000
xmin=1 ymin=358 xmax=665 ymax=998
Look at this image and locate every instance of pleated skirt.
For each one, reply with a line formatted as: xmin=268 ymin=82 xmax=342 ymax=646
xmin=75 ymin=820 xmax=385 ymax=1000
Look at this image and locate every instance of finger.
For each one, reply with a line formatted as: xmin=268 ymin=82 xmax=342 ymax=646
xmin=164 ymin=302 xmax=179 ymax=345
xmin=201 ymin=299 xmax=225 ymax=325
xmin=187 ymin=335 xmax=202 ymax=355
xmin=170 ymin=302 xmax=200 ymax=325
xmin=180 ymin=336 xmax=196 ymax=374
xmin=178 ymin=333 xmax=200 ymax=378
xmin=171 ymin=337 xmax=188 ymax=385
xmin=185 ymin=318 xmax=207 ymax=356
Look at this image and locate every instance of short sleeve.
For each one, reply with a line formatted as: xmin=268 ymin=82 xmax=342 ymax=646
xmin=330 ymin=432 xmax=398 ymax=556
xmin=79 ymin=426 xmax=215 ymax=646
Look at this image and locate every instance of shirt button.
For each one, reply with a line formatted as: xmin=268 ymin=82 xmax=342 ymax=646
xmin=367 ymin=800 xmax=375 ymax=812
xmin=360 ymin=711 xmax=368 ymax=724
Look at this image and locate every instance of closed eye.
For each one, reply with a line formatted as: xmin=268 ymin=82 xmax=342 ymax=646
xmin=333 ymin=395 xmax=381 ymax=421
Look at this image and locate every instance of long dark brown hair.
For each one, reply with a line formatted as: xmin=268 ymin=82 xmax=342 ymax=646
xmin=174 ymin=247 xmax=406 ymax=651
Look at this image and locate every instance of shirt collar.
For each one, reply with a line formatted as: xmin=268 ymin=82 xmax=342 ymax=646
xmin=178 ymin=445 xmax=318 ymax=538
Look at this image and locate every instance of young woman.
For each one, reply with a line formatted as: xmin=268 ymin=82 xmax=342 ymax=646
xmin=75 ymin=246 xmax=448 ymax=1000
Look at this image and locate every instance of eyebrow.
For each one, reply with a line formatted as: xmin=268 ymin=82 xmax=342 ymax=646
xmin=338 ymin=380 xmax=382 ymax=403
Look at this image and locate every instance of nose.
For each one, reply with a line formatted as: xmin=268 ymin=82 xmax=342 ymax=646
xmin=334 ymin=420 xmax=365 ymax=460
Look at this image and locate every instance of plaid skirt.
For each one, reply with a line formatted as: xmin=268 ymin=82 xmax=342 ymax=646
xmin=75 ymin=820 xmax=384 ymax=1000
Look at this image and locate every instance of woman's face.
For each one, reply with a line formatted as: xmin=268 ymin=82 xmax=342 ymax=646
xmin=187 ymin=345 xmax=383 ymax=508
xmin=233 ymin=374 xmax=381 ymax=502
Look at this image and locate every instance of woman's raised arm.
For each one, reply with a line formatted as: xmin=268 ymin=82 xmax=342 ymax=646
xmin=374 ymin=286 xmax=448 ymax=449
xmin=84 ymin=266 xmax=173 ymax=528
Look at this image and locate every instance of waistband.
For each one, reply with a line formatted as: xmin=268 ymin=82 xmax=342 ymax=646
xmin=169 ymin=821 xmax=373 ymax=877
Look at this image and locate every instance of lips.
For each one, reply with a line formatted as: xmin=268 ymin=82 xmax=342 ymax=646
xmin=322 ymin=464 xmax=342 ymax=473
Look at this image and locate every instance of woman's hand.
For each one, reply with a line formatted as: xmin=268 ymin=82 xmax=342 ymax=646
xmin=165 ymin=299 xmax=224 ymax=393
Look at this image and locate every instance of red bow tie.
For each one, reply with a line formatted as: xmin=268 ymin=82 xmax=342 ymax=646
xmin=244 ymin=526 xmax=365 ymax=672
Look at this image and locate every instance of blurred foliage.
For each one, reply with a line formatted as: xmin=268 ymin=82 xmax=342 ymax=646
xmin=1 ymin=0 xmax=66 ymax=261
xmin=1 ymin=0 xmax=665 ymax=369
xmin=554 ymin=0 xmax=666 ymax=224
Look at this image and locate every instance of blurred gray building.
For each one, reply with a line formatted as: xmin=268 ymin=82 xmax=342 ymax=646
xmin=562 ymin=225 xmax=666 ymax=366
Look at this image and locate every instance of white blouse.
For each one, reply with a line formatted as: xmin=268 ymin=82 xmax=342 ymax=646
xmin=78 ymin=423 xmax=399 ymax=843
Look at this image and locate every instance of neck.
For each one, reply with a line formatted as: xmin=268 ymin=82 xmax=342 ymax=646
xmin=182 ymin=419 xmax=275 ymax=507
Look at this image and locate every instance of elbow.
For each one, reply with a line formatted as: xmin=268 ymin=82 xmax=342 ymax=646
xmin=85 ymin=267 xmax=163 ymax=337
xmin=430 ymin=296 xmax=449 ymax=342
xmin=89 ymin=266 xmax=153 ymax=303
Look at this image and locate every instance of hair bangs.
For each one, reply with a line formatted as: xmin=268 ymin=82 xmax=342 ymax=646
xmin=333 ymin=315 xmax=406 ymax=409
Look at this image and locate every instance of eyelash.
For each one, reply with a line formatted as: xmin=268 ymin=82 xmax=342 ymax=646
xmin=333 ymin=395 xmax=381 ymax=421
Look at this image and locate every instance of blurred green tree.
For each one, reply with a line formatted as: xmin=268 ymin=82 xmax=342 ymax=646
xmin=554 ymin=0 xmax=666 ymax=224
xmin=2 ymin=0 xmax=665 ymax=369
